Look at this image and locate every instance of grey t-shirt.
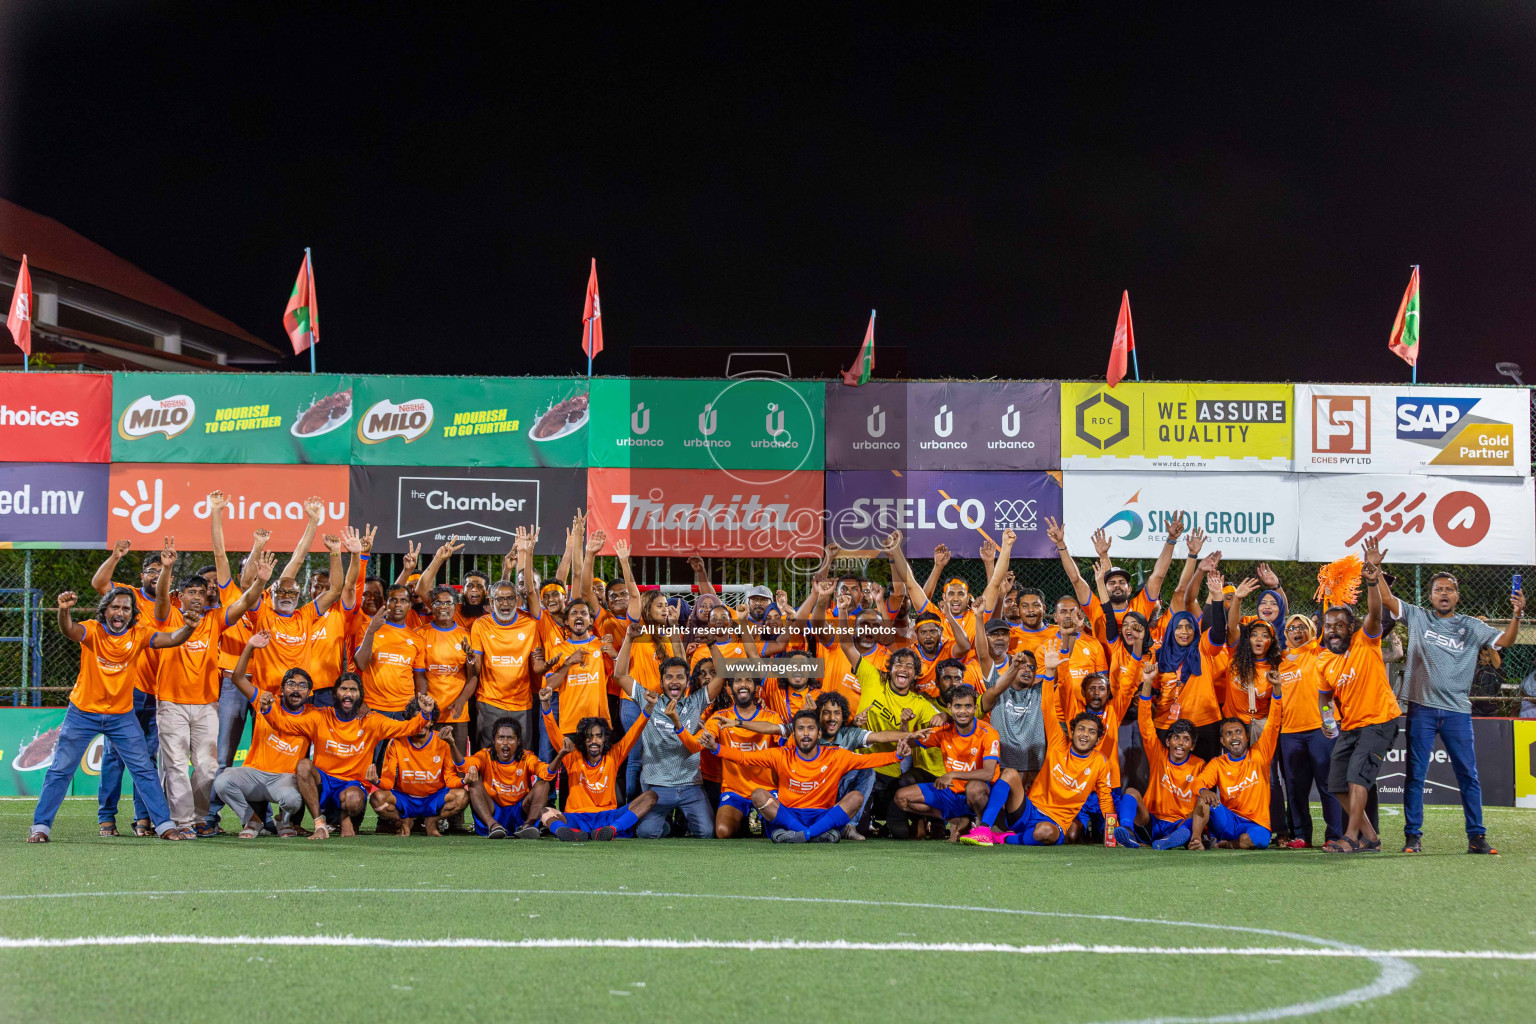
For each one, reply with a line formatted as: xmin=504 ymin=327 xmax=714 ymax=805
xmin=628 ymin=683 xmax=712 ymax=788
xmin=989 ymin=678 xmax=1046 ymax=772
xmin=1397 ymin=601 xmax=1504 ymax=715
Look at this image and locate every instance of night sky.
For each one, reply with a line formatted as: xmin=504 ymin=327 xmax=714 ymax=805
xmin=2 ymin=3 xmax=1533 ymax=383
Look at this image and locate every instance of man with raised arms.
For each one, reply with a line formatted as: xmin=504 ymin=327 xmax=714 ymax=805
xmin=216 ymin=631 xmax=318 ymax=837
xmin=461 ymin=717 xmax=553 ymax=839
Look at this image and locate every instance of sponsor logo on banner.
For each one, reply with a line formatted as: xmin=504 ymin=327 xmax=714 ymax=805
xmin=0 ymin=463 xmax=109 ymax=547
xmin=350 ymin=376 xmax=587 ymax=467
xmin=1312 ymin=395 xmax=1371 ymax=455
xmin=358 ymin=398 xmax=434 ymax=444
xmin=106 ymin=464 xmax=348 ymax=552
xmin=588 ymin=379 xmax=823 ymax=471
xmin=1060 ymin=383 xmax=1293 ymax=471
xmin=117 ymin=394 xmax=196 ymax=440
xmin=347 ymin=466 xmax=583 ymax=553
xmin=1062 ymin=471 xmax=1300 ymax=558
xmin=1515 ymin=720 xmax=1536 ymax=810
xmin=0 ymin=373 xmax=112 ymax=463
xmin=903 ymin=382 xmax=1058 ymax=470
xmin=1297 ymin=474 xmax=1535 ymax=563
xmin=586 ymin=468 xmax=823 ymax=556
xmin=824 ymin=382 xmax=907 ymax=469
xmin=1294 ymin=385 xmax=1528 ymax=475
xmin=824 ymin=471 xmax=1061 ymax=558
xmin=1377 ymin=717 xmax=1515 ymax=807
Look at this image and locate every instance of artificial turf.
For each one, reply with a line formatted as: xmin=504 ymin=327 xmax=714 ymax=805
xmin=2 ymin=800 xmax=1534 ymax=1023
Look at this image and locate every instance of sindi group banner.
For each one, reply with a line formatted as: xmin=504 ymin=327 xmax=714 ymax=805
xmin=1294 ymin=385 xmax=1531 ymax=476
xmin=351 ymin=377 xmax=588 ymax=467
xmin=1061 ymin=382 xmax=1294 ymax=471
xmin=1061 ymin=471 xmax=1301 ymax=559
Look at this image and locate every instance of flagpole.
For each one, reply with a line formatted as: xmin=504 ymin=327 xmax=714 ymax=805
xmin=1410 ymin=264 xmax=1418 ymax=385
xmin=586 ymin=319 xmax=593 ymax=377
xmin=305 ymin=248 xmax=316 ymax=374
xmin=1131 ymin=349 xmax=1140 ymax=383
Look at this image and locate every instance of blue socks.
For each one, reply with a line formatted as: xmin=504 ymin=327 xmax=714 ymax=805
xmin=612 ymin=807 xmax=640 ymax=833
xmin=981 ymin=780 xmax=1011 ymax=828
xmin=805 ymin=806 xmax=850 ymax=839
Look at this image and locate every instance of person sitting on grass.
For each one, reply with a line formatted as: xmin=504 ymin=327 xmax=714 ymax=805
xmin=457 ymin=717 xmax=552 ymax=839
xmin=894 ymin=686 xmax=1003 ymax=841
xmin=1187 ymin=678 xmax=1284 ymax=850
xmin=370 ymin=716 xmax=468 ymax=837
xmin=1114 ymin=659 xmax=1205 ymax=850
xmin=215 ymin=631 xmax=319 ymax=838
xmin=539 ymin=686 xmax=657 ymax=841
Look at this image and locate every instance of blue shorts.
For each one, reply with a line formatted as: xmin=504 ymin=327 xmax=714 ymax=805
xmin=1206 ymin=805 xmax=1272 ymax=848
xmin=317 ymin=768 xmax=364 ymax=813
xmin=472 ymin=800 xmax=526 ymax=836
xmin=719 ymin=791 xmax=756 ymax=816
xmin=560 ymin=808 xmax=633 ymax=837
xmin=1075 ymin=786 xmax=1125 ymax=829
xmin=391 ymin=789 xmax=447 ymax=820
xmin=764 ymin=804 xmax=817 ymax=834
xmin=917 ymin=783 xmax=973 ymax=820
xmin=1146 ymin=816 xmax=1193 ymax=843
xmin=1008 ymin=797 xmax=1066 ymax=846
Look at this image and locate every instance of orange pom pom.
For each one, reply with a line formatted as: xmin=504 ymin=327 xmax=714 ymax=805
xmin=1314 ymin=555 xmax=1363 ymax=607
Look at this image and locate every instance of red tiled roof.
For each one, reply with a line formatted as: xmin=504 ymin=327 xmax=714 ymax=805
xmin=0 ymin=198 xmax=278 ymax=352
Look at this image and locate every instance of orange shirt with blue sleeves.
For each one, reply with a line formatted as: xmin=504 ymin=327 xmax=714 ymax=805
xmin=1136 ymin=694 xmax=1205 ymax=822
xmin=712 ymin=742 xmax=900 ymax=810
xmin=380 ymin=733 xmax=464 ymax=797
xmin=547 ymin=706 xmax=649 ymax=814
xmin=464 ymin=748 xmax=554 ymax=807
xmin=1028 ymin=680 xmax=1114 ymax=831
xmin=1196 ymin=694 xmax=1283 ymax=828
xmin=419 ymin=622 xmax=472 ymax=724
xmin=917 ymin=720 xmax=1001 ymax=791
xmin=703 ymin=705 xmax=783 ymax=798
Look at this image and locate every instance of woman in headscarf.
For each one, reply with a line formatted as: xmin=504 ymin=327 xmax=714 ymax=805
xmin=1152 ymin=606 xmax=1229 ymax=762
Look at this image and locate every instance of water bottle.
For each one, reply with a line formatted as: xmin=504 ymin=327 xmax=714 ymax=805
xmin=1321 ymin=704 xmax=1339 ymax=738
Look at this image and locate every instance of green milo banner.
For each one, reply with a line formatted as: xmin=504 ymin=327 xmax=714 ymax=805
xmin=351 ymin=376 xmax=589 ymax=467
xmin=587 ymin=378 xmax=824 ymax=469
xmin=111 ymin=372 xmax=355 ymax=464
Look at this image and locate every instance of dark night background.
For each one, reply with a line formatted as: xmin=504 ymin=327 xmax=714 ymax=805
xmin=1 ymin=2 xmax=1533 ymax=383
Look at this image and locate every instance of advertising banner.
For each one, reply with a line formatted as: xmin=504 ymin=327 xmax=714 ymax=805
xmin=1294 ymin=384 xmax=1531 ymax=476
xmin=0 ymin=463 xmax=110 ymax=548
xmin=0 ymin=372 xmax=113 ymax=463
xmin=1296 ymin=474 xmax=1535 ymax=563
xmin=824 ymin=381 xmax=909 ymax=470
xmin=348 ymin=466 xmax=585 ymax=555
xmin=904 ymin=382 xmax=1059 ymax=470
xmin=824 ymin=470 xmax=1062 ymax=558
xmin=106 ymin=463 xmax=349 ymax=553
xmin=585 ymin=468 xmax=823 ymax=557
xmin=1060 ymin=382 xmax=1294 ymax=471
xmin=587 ymin=378 xmax=824 ymax=471
xmin=1376 ymin=717 xmax=1514 ymax=807
xmin=1061 ymin=471 xmax=1300 ymax=559
xmin=350 ymin=376 xmax=589 ymax=467
xmin=110 ymin=372 xmax=354 ymax=464
xmin=1516 ymin=720 xmax=1536 ymax=810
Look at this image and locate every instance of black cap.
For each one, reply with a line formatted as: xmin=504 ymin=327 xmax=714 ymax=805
xmin=984 ymin=619 xmax=1014 ymax=635
xmin=1104 ymin=566 xmax=1133 ymax=584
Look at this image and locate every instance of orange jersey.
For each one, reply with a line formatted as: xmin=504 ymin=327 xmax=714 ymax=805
xmin=703 ymin=705 xmax=783 ymax=797
xmin=305 ymin=604 xmax=352 ymax=692
xmin=716 ymin=742 xmax=899 ymax=810
xmin=1104 ymin=643 xmax=1152 ymax=715
xmin=1051 ymin=631 xmax=1110 ymax=701
xmin=263 ymin=705 xmax=427 ymax=781
xmin=248 ymin=599 xmax=322 ymax=694
xmin=1222 ymin=671 xmax=1274 ymax=725
xmin=1050 ymin=663 xmax=1138 ymax=788
xmin=469 ymin=610 xmax=542 ymax=712
xmin=464 ymin=748 xmax=553 ymax=806
xmin=108 ymin=583 xmax=162 ymax=694
xmin=1197 ymin=703 xmax=1282 ymax=828
xmin=918 ymin=660 xmax=986 ymax=701
xmin=550 ymin=707 xmax=648 ymax=813
xmin=1086 ymin=589 xmax=1160 ymax=646
xmin=759 ymin=681 xmax=826 ymax=723
xmin=1007 ymin=622 xmax=1058 ymax=662
xmin=623 ymin=634 xmax=670 ymax=696
xmin=595 ymin=610 xmax=628 ymax=692
xmin=217 ymin=615 xmax=253 ymax=673
xmin=243 ymin=694 xmax=321 ymax=774
xmin=1136 ymin=694 xmax=1206 ymax=822
xmin=1153 ymin=635 xmax=1230 ymax=729
xmin=1318 ymin=628 xmax=1399 ymax=731
xmin=549 ymin=635 xmax=610 ymax=731
xmin=359 ymin=620 xmax=427 ymax=712
xmin=380 ymin=733 xmax=464 ymax=797
xmin=689 ymin=639 xmax=749 ymax=671
xmin=70 ymin=619 xmax=159 ymax=714
xmin=1278 ymin=641 xmax=1324 ymax=733
xmin=917 ymin=720 xmax=1000 ymax=791
xmin=152 ymin=607 xmax=228 ymax=705
xmin=1028 ymin=688 xmax=1115 ymax=830
xmin=820 ymin=643 xmax=888 ymax=711
xmin=418 ymin=622 xmax=472 ymax=723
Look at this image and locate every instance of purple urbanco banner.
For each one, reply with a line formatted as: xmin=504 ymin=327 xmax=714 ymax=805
xmin=825 ymin=382 xmax=1059 ymax=471
xmin=0 ymin=463 xmax=110 ymax=548
xmin=824 ymin=470 xmax=1063 ymax=558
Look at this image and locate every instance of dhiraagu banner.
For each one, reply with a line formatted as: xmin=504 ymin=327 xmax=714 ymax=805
xmin=351 ymin=376 xmax=589 ymax=467
xmin=111 ymin=372 xmax=354 ymax=464
xmin=1061 ymin=382 xmax=1294 ymax=471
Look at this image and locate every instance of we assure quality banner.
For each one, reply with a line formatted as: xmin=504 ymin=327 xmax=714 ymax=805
xmin=1061 ymin=471 xmax=1301 ymax=558
xmin=348 ymin=466 xmax=585 ymax=555
xmin=1061 ymin=382 xmax=1294 ymax=471
xmin=1294 ymin=385 xmax=1531 ymax=476
xmin=824 ymin=382 xmax=1059 ymax=471
xmin=351 ymin=377 xmax=588 ymax=467
xmin=824 ymin=470 xmax=1062 ymax=557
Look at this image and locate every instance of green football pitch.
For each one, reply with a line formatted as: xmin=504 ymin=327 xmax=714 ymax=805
xmin=3 ymin=800 xmax=1534 ymax=1023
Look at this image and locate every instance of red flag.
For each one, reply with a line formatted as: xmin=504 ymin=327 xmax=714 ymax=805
xmin=1388 ymin=265 xmax=1420 ymax=367
xmin=283 ymin=251 xmax=318 ymax=355
xmin=7 ymin=255 xmax=32 ymax=357
xmin=1107 ymin=290 xmax=1134 ymax=388
xmin=840 ymin=310 xmax=876 ymax=386
xmin=582 ymin=258 xmax=603 ymax=361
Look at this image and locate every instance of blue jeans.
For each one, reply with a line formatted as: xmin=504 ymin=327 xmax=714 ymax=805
xmin=1280 ymin=729 xmax=1344 ymax=845
xmin=36 ymin=704 xmax=172 ymax=836
xmin=619 ymin=698 xmax=643 ymax=800
xmin=635 ymin=784 xmax=715 ymax=838
xmin=1404 ymin=702 xmax=1484 ymax=838
xmin=837 ymin=767 xmax=876 ymax=816
xmin=204 ymin=675 xmax=251 ymax=827
xmin=98 ymin=689 xmax=158 ymax=824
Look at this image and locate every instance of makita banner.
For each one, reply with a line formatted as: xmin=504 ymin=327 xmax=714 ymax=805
xmin=0 ymin=372 xmax=112 ymax=463
xmin=824 ymin=470 xmax=1062 ymax=557
xmin=348 ymin=466 xmax=584 ymax=554
xmin=350 ymin=376 xmax=588 ymax=467
xmin=1296 ymin=474 xmax=1535 ymax=564
xmin=585 ymin=468 xmax=824 ymax=556
xmin=1294 ymin=384 xmax=1530 ymax=476
xmin=0 ymin=463 xmax=110 ymax=548
xmin=903 ymin=382 xmax=1059 ymax=470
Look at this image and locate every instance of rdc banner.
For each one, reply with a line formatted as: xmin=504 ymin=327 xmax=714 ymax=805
xmin=1061 ymin=382 xmax=1294 ymax=471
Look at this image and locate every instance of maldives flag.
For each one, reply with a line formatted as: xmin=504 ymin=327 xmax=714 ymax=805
xmin=1106 ymin=290 xmax=1134 ymax=388
xmin=1389 ymin=266 xmax=1420 ymax=366
xmin=582 ymin=258 xmax=603 ymax=361
xmin=283 ymin=251 xmax=319 ymax=355
xmin=840 ymin=310 xmax=876 ymax=386
xmin=6 ymin=254 xmax=31 ymax=356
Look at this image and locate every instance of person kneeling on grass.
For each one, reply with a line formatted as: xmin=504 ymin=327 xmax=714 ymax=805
xmin=1187 ymin=677 xmax=1284 ymax=850
xmin=1113 ymin=660 xmax=1205 ymax=850
xmin=539 ymin=686 xmax=657 ymax=841
xmin=215 ymin=631 xmax=318 ymax=838
xmin=370 ymin=719 xmax=468 ymax=836
xmin=457 ymin=717 xmax=552 ymax=839
xmin=689 ymin=709 xmax=911 ymax=844
xmin=894 ymin=687 xmax=1003 ymax=841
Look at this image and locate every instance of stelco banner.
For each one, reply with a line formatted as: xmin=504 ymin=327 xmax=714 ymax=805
xmin=587 ymin=378 xmax=824 ymax=472
xmin=1296 ymin=474 xmax=1536 ymax=563
xmin=111 ymin=372 xmax=355 ymax=464
xmin=1294 ymin=384 xmax=1531 ymax=477
xmin=0 ymin=372 xmax=113 ymax=463
xmin=1061 ymin=382 xmax=1294 ymax=471
xmin=0 ymin=463 xmax=110 ymax=548
xmin=824 ymin=382 xmax=1058 ymax=471
xmin=824 ymin=470 xmax=1062 ymax=557
xmin=350 ymin=376 xmax=588 ymax=467
xmin=1061 ymin=471 xmax=1301 ymax=558
xmin=585 ymin=468 xmax=824 ymax=557
xmin=348 ymin=466 xmax=584 ymax=554
xmin=106 ymin=463 xmax=349 ymax=553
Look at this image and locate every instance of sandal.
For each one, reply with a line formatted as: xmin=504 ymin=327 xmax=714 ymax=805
xmin=1322 ymin=837 xmax=1362 ymax=853
xmin=276 ymin=823 xmax=298 ymax=838
xmin=132 ymin=819 xmax=154 ymax=837
xmin=237 ymin=825 xmax=260 ymax=839
xmin=27 ymin=830 xmax=49 ymax=843
xmin=1359 ymin=837 xmax=1382 ymax=852
xmin=99 ymin=822 xmax=119 ymax=838
xmin=193 ymin=822 xmax=224 ymax=837
xmin=160 ymin=827 xmax=195 ymax=841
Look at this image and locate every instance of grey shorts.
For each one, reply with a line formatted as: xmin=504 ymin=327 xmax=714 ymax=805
xmin=1329 ymin=720 xmax=1400 ymax=793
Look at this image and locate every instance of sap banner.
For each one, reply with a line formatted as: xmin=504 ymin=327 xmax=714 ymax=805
xmin=1061 ymin=472 xmax=1300 ymax=559
xmin=348 ymin=466 xmax=584 ymax=555
xmin=1297 ymin=474 xmax=1535 ymax=564
xmin=1295 ymin=385 xmax=1530 ymax=476
xmin=824 ymin=471 xmax=1061 ymax=558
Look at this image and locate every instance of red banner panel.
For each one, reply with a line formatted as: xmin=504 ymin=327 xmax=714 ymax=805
xmin=0 ymin=373 xmax=112 ymax=463
xmin=107 ymin=464 xmax=349 ymax=553
xmin=586 ymin=468 xmax=823 ymax=558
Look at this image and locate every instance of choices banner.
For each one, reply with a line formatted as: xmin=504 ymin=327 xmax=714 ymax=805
xmin=1061 ymin=471 xmax=1301 ymax=559
xmin=348 ymin=466 xmax=585 ymax=555
xmin=111 ymin=373 xmax=355 ymax=464
xmin=351 ymin=376 xmax=589 ymax=467
xmin=1296 ymin=474 xmax=1536 ymax=563
xmin=1294 ymin=384 xmax=1531 ymax=477
xmin=0 ymin=372 xmax=113 ymax=464
xmin=1061 ymin=382 xmax=1294 ymax=471
xmin=585 ymin=468 xmax=824 ymax=557
xmin=0 ymin=463 xmax=110 ymax=548
xmin=825 ymin=382 xmax=1058 ymax=470
xmin=587 ymin=378 xmax=824 ymax=471
xmin=106 ymin=463 xmax=349 ymax=553
xmin=824 ymin=470 xmax=1062 ymax=558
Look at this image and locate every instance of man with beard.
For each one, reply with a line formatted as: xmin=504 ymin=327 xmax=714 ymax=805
xmin=371 ymin=717 xmax=468 ymax=836
xmin=539 ymin=686 xmax=657 ymax=841
xmin=29 ymin=582 xmax=198 ymax=842
xmin=545 ymin=598 xmax=616 ymax=733
xmin=418 ymin=585 xmax=476 ymax=767
xmin=818 ymin=606 xmax=891 ymax=713
xmin=978 ymin=616 xmax=1049 ymax=790
xmin=301 ymin=523 xmax=369 ymax=708
xmin=895 ymin=687 xmax=1003 ymax=840
xmin=461 ymin=717 xmax=552 ymax=839
xmin=217 ymin=631 xmax=320 ymax=837
xmin=415 ymin=536 xmax=494 ymax=628
xmin=261 ymin=674 xmax=436 ymax=838
xmin=700 ymin=672 xmax=783 ymax=838
xmin=629 ymin=638 xmax=725 ymax=838
xmin=470 ymin=527 xmax=546 ymax=755
xmin=246 ymin=506 xmax=348 ymax=694
xmin=1086 ymin=515 xmax=1185 ymax=644
xmin=355 ymin=585 xmax=430 ymax=720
